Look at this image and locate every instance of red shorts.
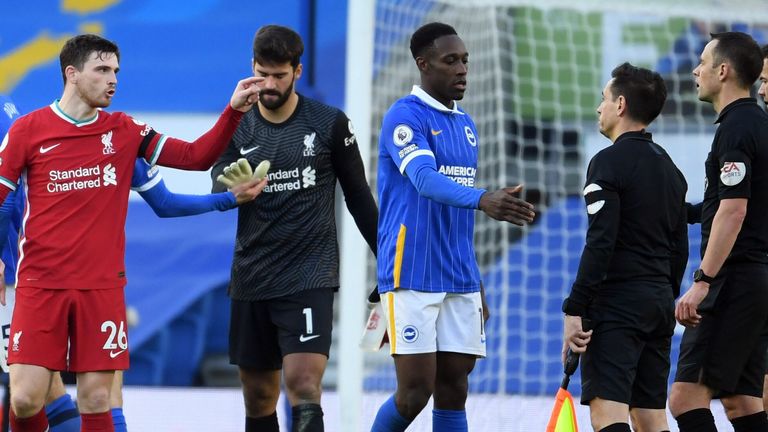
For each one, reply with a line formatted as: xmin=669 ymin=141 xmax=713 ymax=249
xmin=8 ymin=287 xmax=130 ymax=372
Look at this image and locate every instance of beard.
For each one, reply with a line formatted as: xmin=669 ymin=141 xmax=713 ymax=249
xmin=78 ymin=85 xmax=112 ymax=109
xmin=259 ymin=80 xmax=294 ymax=110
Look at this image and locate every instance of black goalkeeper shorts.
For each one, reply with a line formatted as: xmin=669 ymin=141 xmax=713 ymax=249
xmin=229 ymin=287 xmax=335 ymax=370
xmin=580 ymin=281 xmax=675 ymax=409
xmin=675 ymin=262 xmax=768 ymax=397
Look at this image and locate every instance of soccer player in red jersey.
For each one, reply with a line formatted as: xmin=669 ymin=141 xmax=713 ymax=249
xmin=0 ymin=34 xmax=264 ymax=432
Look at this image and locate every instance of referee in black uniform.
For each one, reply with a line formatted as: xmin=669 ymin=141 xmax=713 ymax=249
xmin=211 ymin=25 xmax=377 ymax=432
xmin=759 ymin=44 xmax=768 ymax=414
xmin=562 ymin=63 xmax=688 ymax=432
xmin=670 ymin=32 xmax=768 ymax=432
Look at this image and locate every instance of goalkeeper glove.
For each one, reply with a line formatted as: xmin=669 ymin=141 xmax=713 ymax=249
xmin=217 ymin=158 xmax=270 ymax=188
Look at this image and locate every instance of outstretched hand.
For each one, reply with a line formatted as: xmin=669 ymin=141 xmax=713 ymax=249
xmin=230 ymin=76 xmax=265 ymax=112
xmin=230 ymin=176 xmax=268 ymax=205
xmin=479 ymin=184 xmax=535 ymax=225
xmin=217 ymin=159 xmax=270 ymax=187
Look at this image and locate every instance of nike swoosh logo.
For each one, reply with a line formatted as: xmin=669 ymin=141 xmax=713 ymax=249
xmin=299 ymin=334 xmax=320 ymax=342
xmin=240 ymin=146 xmax=259 ymax=155
xmin=109 ymin=349 xmax=126 ymax=358
xmin=431 ymin=130 xmax=442 ymax=136
xmin=40 ymin=143 xmax=61 ymax=154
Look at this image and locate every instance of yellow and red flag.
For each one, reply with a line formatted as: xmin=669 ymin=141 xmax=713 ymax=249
xmin=546 ymin=387 xmax=578 ymax=432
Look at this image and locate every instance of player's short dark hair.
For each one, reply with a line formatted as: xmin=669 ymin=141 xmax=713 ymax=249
xmin=410 ymin=22 xmax=457 ymax=59
xmin=59 ymin=34 xmax=119 ymax=84
xmin=253 ymin=25 xmax=304 ymax=68
xmin=710 ymin=32 xmax=763 ymax=88
xmin=762 ymin=44 xmax=768 ymax=60
xmin=609 ymin=62 xmax=667 ymax=125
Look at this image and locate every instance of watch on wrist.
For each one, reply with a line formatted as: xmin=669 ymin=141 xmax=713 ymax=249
xmin=693 ymin=268 xmax=715 ymax=284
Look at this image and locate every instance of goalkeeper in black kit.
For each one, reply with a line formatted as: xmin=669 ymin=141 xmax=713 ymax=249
xmin=212 ymin=25 xmax=377 ymax=432
xmin=561 ymin=63 xmax=688 ymax=432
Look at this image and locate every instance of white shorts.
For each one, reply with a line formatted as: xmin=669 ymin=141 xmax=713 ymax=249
xmin=382 ymin=289 xmax=486 ymax=357
xmin=0 ymin=285 xmax=16 ymax=372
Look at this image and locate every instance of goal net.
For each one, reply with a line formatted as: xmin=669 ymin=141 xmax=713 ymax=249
xmin=365 ymin=0 xmax=768 ymax=395
xmin=352 ymin=0 xmax=768 ymax=428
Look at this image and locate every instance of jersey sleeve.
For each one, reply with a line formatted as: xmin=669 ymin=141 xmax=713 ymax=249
xmin=715 ymin=127 xmax=754 ymax=200
xmin=130 ymin=158 xmax=163 ymax=192
xmin=0 ymin=122 xmax=29 ymax=199
xmin=329 ymin=111 xmax=378 ymax=256
xmin=670 ymin=189 xmax=689 ymax=298
xmin=566 ymin=151 xmax=621 ymax=315
xmin=382 ymin=104 xmax=485 ymax=209
xmin=137 ymin=105 xmax=244 ymax=171
xmin=381 ymin=104 xmax=433 ymax=174
xmin=139 ymin=176 xmax=236 ymax=218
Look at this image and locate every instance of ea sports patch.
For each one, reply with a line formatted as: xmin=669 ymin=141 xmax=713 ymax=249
xmin=393 ymin=125 xmax=413 ymax=147
xmin=720 ymin=161 xmax=746 ymax=186
xmin=583 ymin=183 xmax=604 ymax=215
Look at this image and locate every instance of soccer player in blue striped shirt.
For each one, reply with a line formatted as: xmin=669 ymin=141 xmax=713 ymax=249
xmin=370 ymin=22 xmax=536 ymax=432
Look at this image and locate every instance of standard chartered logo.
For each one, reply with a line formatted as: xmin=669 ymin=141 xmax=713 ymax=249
xmin=102 ymin=163 xmax=117 ymax=186
xmin=302 ymin=166 xmax=316 ymax=188
xmin=47 ymin=163 xmax=117 ymax=193
xmin=263 ymin=166 xmax=316 ymax=193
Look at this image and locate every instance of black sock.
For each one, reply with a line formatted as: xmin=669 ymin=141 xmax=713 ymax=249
xmin=292 ymin=403 xmax=324 ymax=432
xmin=598 ymin=423 xmax=631 ymax=432
xmin=676 ymin=408 xmax=718 ymax=432
xmin=731 ymin=411 xmax=768 ymax=432
xmin=246 ymin=412 xmax=279 ymax=432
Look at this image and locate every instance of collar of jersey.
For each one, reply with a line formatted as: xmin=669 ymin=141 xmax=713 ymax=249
xmin=49 ymin=100 xmax=99 ymax=127
xmin=411 ymin=86 xmax=464 ymax=115
xmin=714 ymin=97 xmax=756 ymax=124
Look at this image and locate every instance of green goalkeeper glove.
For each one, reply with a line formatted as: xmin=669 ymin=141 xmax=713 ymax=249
xmin=217 ymin=158 xmax=270 ymax=188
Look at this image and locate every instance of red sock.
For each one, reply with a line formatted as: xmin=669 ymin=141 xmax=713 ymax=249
xmin=81 ymin=411 xmax=114 ymax=432
xmin=9 ymin=408 xmax=48 ymax=432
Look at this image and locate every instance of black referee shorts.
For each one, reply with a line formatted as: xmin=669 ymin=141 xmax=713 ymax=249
xmin=675 ymin=262 xmax=768 ymax=397
xmin=229 ymin=287 xmax=335 ymax=370
xmin=580 ymin=282 xmax=675 ymax=409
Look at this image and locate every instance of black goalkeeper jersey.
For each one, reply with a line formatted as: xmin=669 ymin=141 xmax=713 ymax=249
xmin=212 ymin=95 xmax=378 ymax=300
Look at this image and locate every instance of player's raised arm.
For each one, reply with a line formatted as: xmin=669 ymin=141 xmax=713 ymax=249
xmin=139 ymin=77 xmax=264 ymax=171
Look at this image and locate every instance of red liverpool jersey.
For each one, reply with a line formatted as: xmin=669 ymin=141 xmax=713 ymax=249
xmin=0 ymin=101 xmax=242 ymax=289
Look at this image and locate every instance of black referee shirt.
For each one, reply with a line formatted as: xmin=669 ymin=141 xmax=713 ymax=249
xmin=700 ymin=98 xmax=768 ymax=265
xmin=565 ymin=131 xmax=688 ymax=315
xmin=212 ymin=95 xmax=378 ymax=301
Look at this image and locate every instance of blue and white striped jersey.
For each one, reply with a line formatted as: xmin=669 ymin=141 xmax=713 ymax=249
xmin=377 ymin=86 xmax=482 ymax=294
xmin=0 ymin=95 xmax=23 ymax=286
